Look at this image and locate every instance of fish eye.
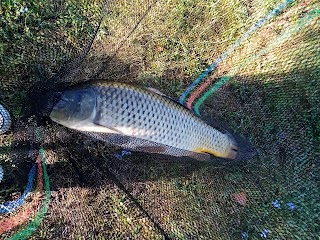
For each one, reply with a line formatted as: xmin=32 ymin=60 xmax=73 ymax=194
xmin=61 ymin=94 xmax=70 ymax=101
xmin=56 ymin=99 xmax=68 ymax=109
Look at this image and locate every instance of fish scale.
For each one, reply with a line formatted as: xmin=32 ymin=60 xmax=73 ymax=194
xmin=93 ymin=83 xmax=229 ymax=155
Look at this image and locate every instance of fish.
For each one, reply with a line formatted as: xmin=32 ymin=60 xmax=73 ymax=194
xmin=49 ymin=81 xmax=256 ymax=161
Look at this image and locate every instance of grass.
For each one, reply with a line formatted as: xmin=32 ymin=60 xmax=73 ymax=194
xmin=1 ymin=0 xmax=320 ymax=239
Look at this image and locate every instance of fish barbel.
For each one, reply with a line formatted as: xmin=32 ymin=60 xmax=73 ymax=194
xmin=50 ymin=82 xmax=254 ymax=161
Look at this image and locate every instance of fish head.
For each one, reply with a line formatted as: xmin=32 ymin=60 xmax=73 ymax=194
xmin=49 ymin=88 xmax=96 ymax=128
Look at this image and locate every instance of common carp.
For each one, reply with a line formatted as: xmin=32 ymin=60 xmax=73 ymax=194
xmin=49 ymin=82 xmax=256 ymax=161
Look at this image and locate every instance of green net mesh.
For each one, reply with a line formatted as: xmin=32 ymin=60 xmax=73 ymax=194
xmin=0 ymin=0 xmax=319 ymax=239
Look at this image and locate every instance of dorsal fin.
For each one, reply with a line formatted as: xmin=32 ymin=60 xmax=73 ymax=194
xmin=145 ymin=87 xmax=193 ymax=112
xmin=146 ymin=87 xmax=166 ymax=96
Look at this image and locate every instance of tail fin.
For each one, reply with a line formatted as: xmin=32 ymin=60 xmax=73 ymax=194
xmin=201 ymin=113 xmax=258 ymax=161
xmin=226 ymin=132 xmax=258 ymax=161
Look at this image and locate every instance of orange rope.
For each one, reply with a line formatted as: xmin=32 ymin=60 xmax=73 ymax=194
xmin=186 ymin=71 xmax=219 ymax=110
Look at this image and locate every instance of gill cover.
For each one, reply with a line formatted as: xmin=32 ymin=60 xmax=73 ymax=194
xmin=49 ymin=88 xmax=96 ymax=125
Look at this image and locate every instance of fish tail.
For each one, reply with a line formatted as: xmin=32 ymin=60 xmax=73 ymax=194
xmin=201 ymin=113 xmax=258 ymax=161
xmin=226 ymin=132 xmax=258 ymax=161
xmin=224 ymin=133 xmax=238 ymax=159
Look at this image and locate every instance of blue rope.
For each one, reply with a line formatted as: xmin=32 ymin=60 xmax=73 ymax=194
xmin=179 ymin=0 xmax=294 ymax=104
xmin=0 ymin=164 xmax=36 ymax=213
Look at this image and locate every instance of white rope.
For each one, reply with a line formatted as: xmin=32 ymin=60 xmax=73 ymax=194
xmin=0 ymin=104 xmax=11 ymax=134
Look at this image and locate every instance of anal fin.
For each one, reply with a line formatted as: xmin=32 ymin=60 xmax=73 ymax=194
xmin=137 ymin=145 xmax=167 ymax=154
